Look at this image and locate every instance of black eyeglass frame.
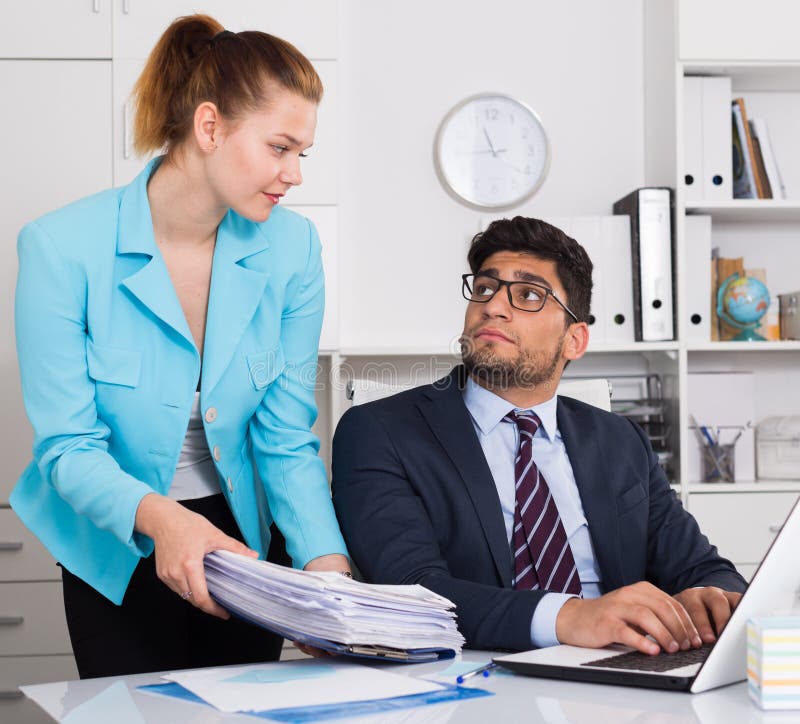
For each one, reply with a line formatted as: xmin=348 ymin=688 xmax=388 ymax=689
xmin=461 ymin=273 xmax=579 ymax=323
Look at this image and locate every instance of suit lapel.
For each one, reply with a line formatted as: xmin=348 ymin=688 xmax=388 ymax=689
xmin=201 ymin=212 xmax=270 ymax=395
xmin=557 ymin=398 xmax=624 ymax=591
xmin=418 ymin=367 xmax=513 ymax=587
xmin=117 ymin=160 xmax=194 ymax=349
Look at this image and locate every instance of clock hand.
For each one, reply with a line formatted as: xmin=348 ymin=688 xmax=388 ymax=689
xmin=466 ymin=148 xmax=509 ymax=154
xmin=482 ymin=127 xmax=498 ymax=157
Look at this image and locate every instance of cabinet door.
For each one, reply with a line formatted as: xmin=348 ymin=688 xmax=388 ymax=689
xmin=113 ymin=0 xmax=337 ymax=60
xmin=112 ymin=58 xmax=150 ymax=186
xmin=679 ymin=0 xmax=800 ymax=62
xmin=689 ymin=492 xmax=798 ymax=566
xmin=0 ymin=0 xmax=111 ymax=58
xmin=0 ymin=60 xmax=113 ymax=502
xmin=0 ymin=582 xmax=72 ymax=655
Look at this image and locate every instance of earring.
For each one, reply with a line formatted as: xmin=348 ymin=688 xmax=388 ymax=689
xmin=203 ymin=141 xmax=217 ymax=153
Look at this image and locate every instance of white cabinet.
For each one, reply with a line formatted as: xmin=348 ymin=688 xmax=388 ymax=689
xmin=642 ymin=0 xmax=800 ymax=536
xmin=0 ymin=60 xmax=113 ymax=502
xmin=3 ymin=0 xmax=112 ymax=58
xmin=678 ymin=0 xmax=800 ymax=62
xmin=111 ymin=0 xmax=338 ymax=61
xmin=689 ymin=491 xmax=799 ymax=576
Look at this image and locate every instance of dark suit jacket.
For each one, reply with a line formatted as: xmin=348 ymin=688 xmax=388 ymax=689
xmin=332 ymin=366 xmax=746 ymax=652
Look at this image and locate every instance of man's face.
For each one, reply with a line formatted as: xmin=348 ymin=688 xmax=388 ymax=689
xmin=460 ymin=251 xmax=578 ymax=394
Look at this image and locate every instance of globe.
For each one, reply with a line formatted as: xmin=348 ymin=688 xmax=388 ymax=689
xmin=716 ymin=273 xmax=770 ymax=341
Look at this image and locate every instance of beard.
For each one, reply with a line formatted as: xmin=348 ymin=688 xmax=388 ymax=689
xmin=461 ymin=330 xmax=564 ymax=394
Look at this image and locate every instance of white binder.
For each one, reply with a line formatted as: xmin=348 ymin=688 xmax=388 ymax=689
xmin=543 ymin=215 xmax=635 ymax=348
xmin=600 ymin=216 xmax=635 ymax=344
xmin=682 ymin=76 xmax=732 ymax=202
xmin=701 ymin=76 xmax=733 ymax=201
xmin=683 ymin=76 xmax=704 ymax=203
xmin=683 ymin=215 xmax=712 ymax=342
xmin=562 ymin=217 xmax=608 ymax=347
xmin=638 ymin=189 xmax=674 ymax=341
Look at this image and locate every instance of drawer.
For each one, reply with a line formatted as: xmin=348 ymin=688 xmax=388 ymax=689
xmin=0 ymin=510 xmax=59 ymax=582
xmin=0 ymin=582 xmax=71 ymax=655
xmin=688 ymin=492 xmax=798 ymax=565
xmin=0 ymin=655 xmax=77 ymax=724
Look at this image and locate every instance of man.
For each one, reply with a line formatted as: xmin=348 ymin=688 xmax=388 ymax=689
xmin=332 ymin=217 xmax=746 ymax=654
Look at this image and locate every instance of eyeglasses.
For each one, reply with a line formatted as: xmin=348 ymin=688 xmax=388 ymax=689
xmin=461 ymin=273 xmax=579 ymax=322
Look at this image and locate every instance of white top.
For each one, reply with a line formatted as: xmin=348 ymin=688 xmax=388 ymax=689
xmin=168 ymin=392 xmax=220 ymax=500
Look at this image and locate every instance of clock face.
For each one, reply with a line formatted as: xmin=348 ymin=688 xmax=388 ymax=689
xmin=434 ymin=94 xmax=550 ymax=210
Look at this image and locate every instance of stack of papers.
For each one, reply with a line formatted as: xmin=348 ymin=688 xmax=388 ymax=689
xmin=748 ymin=616 xmax=800 ymax=710
xmin=204 ymin=551 xmax=465 ymax=661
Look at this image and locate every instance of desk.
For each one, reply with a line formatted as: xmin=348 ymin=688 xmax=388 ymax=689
xmin=17 ymin=650 xmax=795 ymax=724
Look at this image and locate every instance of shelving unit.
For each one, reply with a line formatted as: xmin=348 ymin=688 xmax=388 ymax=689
xmin=643 ymin=0 xmax=800 ymax=576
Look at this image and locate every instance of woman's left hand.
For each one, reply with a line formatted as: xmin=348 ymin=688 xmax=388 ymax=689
xmin=293 ymin=554 xmax=352 ymax=657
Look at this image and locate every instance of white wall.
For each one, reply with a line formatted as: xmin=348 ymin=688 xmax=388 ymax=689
xmin=337 ymin=0 xmax=646 ymax=350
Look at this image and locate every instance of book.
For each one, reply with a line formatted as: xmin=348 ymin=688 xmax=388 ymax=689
xmin=750 ymin=117 xmax=787 ymax=199
xmin=715 ymin=256 xmax=745 ymax=340
xmin=750 ymin=134 xmax=773 ymax=199
xmin=731 ymin=98 xmax=760 ymax=199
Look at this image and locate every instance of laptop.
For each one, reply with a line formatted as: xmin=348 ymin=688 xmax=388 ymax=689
xmin=494 ymin=496 xmax=800 ymax=692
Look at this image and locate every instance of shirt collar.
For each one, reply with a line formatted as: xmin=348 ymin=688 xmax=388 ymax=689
xmin=463 ymin=375 xmax=559 ymax=441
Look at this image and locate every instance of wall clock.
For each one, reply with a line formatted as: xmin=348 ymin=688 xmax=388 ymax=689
xmin=434 ymin=93 xmax=550 ymax=210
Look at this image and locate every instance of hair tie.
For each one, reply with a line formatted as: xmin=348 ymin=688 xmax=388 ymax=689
xmin=212 ymin=29 xmax=235 ymax=43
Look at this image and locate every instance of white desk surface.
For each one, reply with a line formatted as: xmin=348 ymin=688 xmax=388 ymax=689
xmin=19 ymin=650 xmax=798 ymax=724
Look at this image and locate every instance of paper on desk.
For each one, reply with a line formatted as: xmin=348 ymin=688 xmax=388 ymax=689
xmin=163 ymin=660 xmax=445 ymax=714
xmin=203 ymin=551 xmax=464 ymax=656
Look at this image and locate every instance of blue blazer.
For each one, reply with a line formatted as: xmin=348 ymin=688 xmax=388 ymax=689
xmin=332 ymin=366 xmax=746 ymax=651
xmin=11 ymin=159 xmax=347 ymax=604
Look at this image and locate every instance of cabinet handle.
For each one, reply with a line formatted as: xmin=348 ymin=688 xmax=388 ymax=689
xmin=92 ymin=0 xmax=101 ymax=13
xmin=122 ymin=0 xmax=131 ymax=14
xmin=0 ymin=542 xmax=22 ymax=551
xmin=123 ymin=102 xmax=131 ymax=160
xmin=769 ymin=524 xmax=783 ymax=533
xmin=0 ymin=616 xmax=24 ymax=626
xmin=0 ymin=689 xmax=24 ymax=700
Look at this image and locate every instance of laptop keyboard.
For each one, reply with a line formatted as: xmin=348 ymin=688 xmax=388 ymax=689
xmin=581 ymin=643 xmax=714 ymax=673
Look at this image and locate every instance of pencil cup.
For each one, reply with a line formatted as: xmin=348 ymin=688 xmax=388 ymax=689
xmin=702 ymin=443 xmax=735 ymax=482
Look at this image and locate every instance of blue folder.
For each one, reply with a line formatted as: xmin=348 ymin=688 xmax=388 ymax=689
xmin=139 ymin=680 xmax=492 ymax=722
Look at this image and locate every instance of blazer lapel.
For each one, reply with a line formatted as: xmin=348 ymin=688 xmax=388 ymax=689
xmin=418 ymin=367 xmax=513 ymax=587
xmin=201 ymin=212 xmax=270 ymax=395
xmin=117 ymin=160 xmax=194 ymax=349
xmin=557 ymin=398 xmax=624 ymax=592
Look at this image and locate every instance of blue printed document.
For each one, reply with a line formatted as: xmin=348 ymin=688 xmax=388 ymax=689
xmin=146 ymin=660 xmax=486 ymax=716
xmin=204 ymin=551 xmax=464 ymax=662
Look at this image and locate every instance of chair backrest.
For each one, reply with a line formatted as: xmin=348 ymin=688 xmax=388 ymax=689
xmin=556 ymin=378 xmax=612 ymax=412
xmin=347 ymin=377 xmax=612 ymax=412
xmin=347 ymin=379 xmax=414 ymax=406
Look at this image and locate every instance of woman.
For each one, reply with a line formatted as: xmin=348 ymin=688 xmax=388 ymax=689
xmin=10 ymin=14 xmax=349 ymax=678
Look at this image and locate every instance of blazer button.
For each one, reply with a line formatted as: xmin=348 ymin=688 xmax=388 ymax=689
xmin=227 ymin=477 xmax=233 ymax=493
xmin=205 ymin=407 xmax=217 ymax=423
xmin=213 ymin=445 xmax=220 ymax=461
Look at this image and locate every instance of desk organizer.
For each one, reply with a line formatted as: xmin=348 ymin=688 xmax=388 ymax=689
xmin=748 ymin=616 xmax=800 ymax=710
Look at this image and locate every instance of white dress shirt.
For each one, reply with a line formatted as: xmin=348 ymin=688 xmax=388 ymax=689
xmin=463 ymin=376 xmax=603 ymax=647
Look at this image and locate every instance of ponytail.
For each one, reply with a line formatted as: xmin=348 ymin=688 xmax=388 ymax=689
xmin=131 ymin=14 xmax=322 ymax=156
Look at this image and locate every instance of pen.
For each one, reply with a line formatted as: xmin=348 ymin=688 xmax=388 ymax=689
xmin=457 ymin=662 xmax=497 ymax=683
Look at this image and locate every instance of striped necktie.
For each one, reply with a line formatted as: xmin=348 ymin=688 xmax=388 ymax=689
xmin=505 ymin=410 xmax=582 ymax=595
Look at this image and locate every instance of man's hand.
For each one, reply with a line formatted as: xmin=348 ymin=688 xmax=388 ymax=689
xmin=673 ymin=587 xmax=742 ymax=643
xmin=555 ymin=581 xmax=703 ymax=655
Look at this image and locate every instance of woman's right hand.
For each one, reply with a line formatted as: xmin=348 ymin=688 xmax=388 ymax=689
xmin=134 ymin=493 xmax=259 ymax=619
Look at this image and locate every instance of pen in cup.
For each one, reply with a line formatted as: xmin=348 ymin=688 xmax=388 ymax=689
xmin=456 ymin=662 xmax=497 ymax=684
